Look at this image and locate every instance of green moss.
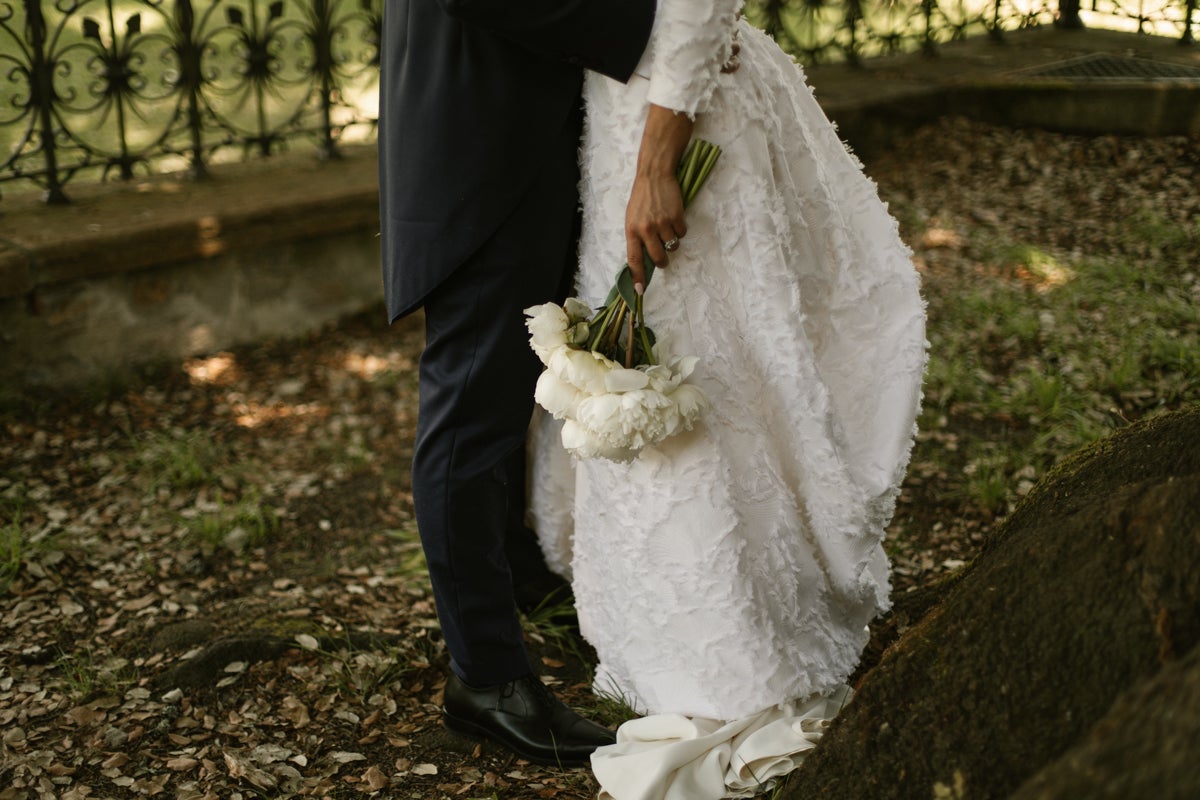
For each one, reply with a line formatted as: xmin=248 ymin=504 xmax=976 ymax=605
xmin=785 ymin=405 xmax=1200 ymax=800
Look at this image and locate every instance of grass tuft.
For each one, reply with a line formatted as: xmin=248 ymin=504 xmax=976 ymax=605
xmin=135 ymin=429 xmax=228 ymax=490
xmin=183 ymin=487 xmax=280 ymax=552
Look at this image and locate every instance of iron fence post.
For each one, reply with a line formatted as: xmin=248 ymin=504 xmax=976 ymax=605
xmin=310 ymin=0 xmax=340 ymax=160
xmin=1056 ymin=0 xmax=1084 ymax=29
xmin=988 ymin=0 xmax=1005 ymax=41
xmin=844 ymin=0 xmax=862 ymax=67
xmin=174 ymin=0 xmax=209 ymax=179
xmin=25 ymin=0 xmax=68 ymax=203
xmin=95 ymin=0 xmax=136 ymax=180
xmin=922 ymin=0 xmax=938 ymax=56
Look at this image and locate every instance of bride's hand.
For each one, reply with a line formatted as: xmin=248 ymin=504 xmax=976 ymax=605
xmin=625 ymin=104 xmax=694 ymax=292
xmin=625 ymin=174 xmax=685 ymax=291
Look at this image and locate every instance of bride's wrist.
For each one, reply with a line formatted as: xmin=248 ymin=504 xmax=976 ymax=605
xmin=636 ymin=104 xmax=695 ymax=176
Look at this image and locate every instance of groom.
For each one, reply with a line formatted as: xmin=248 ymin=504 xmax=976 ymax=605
xmin=377 ymin=0 xmax=656 ymax=766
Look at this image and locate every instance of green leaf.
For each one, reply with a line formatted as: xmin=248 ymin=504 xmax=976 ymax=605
xmin=605 ymin=250 xmax=657 ymax=309
xmin=635 ymin=324 xmax=658 ymax=363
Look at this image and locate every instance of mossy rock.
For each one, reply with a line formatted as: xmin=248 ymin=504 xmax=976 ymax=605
xmin=1010 ymin=642 xmax=1200 ymax=800
xmin=784 ymin=405 xmax=1200 ymax=800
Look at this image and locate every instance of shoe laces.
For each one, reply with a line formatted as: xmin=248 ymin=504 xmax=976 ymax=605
xmin=503 ymin=675 xmax=558 ymax=714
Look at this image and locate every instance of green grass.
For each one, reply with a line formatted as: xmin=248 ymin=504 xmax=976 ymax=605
xmin=1 ymin=495 xmax=60 ymax=592
xmin=585 ymin=679 xmax=643 ymax=729
xmin=183 ymin=487 xmax=280 ymax=552
xmin=915 ymin=212 xmax=1200 ymax=518
xmin=287 ymin=627 xmax=415 ymax=700
xmin=56 ymin=650 xmax=102 ymax=700
xmin=55 ymin=649 xmax=138 ymax=701
xmin=324 ymin=644 xmax=411 ymax=701
xmin=135 ymin=426 xmax=281 ymax=552
xmin=961 ymin=454 xmax=1011 ymax=516
xmin=0 ymin=518 xmax=26 ymax=591
xmin=521 ymin=592 xmax=589 ymax=667
xmin=384 ymin=525 xmax=430 ymax=583
xmin=135 ymin=429 xmax=229 ymax=490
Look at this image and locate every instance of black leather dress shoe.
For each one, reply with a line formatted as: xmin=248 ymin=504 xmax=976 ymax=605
xmin=443 ymin=673 xmax=615 ymax=767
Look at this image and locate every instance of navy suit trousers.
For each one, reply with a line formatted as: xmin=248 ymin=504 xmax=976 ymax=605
xmin=412 ymin=108 xmax=582 ymax=685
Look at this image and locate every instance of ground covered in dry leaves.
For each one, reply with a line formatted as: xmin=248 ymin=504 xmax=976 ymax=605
xmin=2 ymin=118 xmax=1197 ymax=799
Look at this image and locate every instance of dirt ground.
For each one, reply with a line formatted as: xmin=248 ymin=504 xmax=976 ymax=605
xmin=2 ymin=117 xmax=1196 ymax=799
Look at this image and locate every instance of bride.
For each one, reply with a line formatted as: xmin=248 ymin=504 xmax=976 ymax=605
xmin=527 ymin=1 xmax=926 ymax=798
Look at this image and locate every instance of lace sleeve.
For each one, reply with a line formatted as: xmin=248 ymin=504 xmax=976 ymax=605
xmin=638 ymin=0 xmax=742 ymax=116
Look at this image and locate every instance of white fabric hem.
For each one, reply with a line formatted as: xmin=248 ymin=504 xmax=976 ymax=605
xmin=592 ymin=687 xmax=852 ymax=800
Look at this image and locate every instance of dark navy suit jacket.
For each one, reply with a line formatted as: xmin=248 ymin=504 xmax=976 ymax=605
xmin=378 ymin=0 xmax=656 ymax=321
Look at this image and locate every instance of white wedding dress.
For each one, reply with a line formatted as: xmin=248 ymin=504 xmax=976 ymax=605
xmin=527 ymin=2 xmax=926 ymax=797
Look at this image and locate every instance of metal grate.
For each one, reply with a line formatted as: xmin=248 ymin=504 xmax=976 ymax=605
xmin=1022 ymin=53 xmax=1200 ymax=82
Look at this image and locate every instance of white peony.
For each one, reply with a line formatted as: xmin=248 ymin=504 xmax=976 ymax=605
xmin=534 ymin=370 xmax=585 ymax=419
xmin=526 ymin=297 xmax=710 ymax=463
xmin=668 ymin=355 xmax=700 ymax=382
xmin=620 ymin=390 xmax=677 ymax=443
xmin=524 ymin=303 xmax=569 ymax=362
xmin=642 ymin=364 xmax=679 ymax=393
xmin=548 ymin=347 xmax=612 ymax=396
xmin=561 ymin=418 xmax=638 ymax=462
xmin=670 ymin=383 xmax=709 ymax=427
xmin=604 ymin=367 xmax=650 ymax=393
xmin=573 ymin=389 xmax=671 ymax=450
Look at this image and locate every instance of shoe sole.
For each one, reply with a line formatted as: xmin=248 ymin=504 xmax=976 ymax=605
xmin=442 ymin=709 xmax=592 ymax=768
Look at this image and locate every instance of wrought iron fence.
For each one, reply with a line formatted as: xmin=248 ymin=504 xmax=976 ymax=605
xmin=0 ymin=0 xmax=1195 ymax=205
xmin=749 ymin=0 xmax=1039 ymax=63
xmin=1 ymin=0 xmax=381 ymax=203
xmin=748 ymin=0 xmax=1195 ymax=63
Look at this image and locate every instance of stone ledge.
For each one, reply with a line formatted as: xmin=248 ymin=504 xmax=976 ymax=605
xmin=1 ymin=145 xmax=384 ymax=393
xmin=806 ymin=26 xmax=1200 ymax=154
xmin=0 ymin=145 xmax=380 ymax=300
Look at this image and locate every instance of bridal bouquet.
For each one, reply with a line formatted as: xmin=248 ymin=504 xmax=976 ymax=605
xmin=525 ymin=140 xmax=721 ymax=462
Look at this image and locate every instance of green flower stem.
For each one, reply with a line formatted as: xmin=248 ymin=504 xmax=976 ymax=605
xmin=589 ymin=300 xmax=620 ymax=351
xmin=625 ymin=308 xmax=635 ymax=368
xmin=584 ymin=137 xmax=721 ymax=367
xmin=687 ymin=146 xmax=721 ymax=206
xmin=679 ymin=141 xmax=718 ymax=209
xmin=606 ymin=301 xmax=628 ymax=356
xmin=636 ymin=293 xmax=656 ymax=366
xmin=678 ymin=142 xmax=700 ymax=194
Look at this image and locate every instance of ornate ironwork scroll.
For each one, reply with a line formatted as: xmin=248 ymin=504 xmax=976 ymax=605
xmin=0 ymin=0 xmax=380 ymax=202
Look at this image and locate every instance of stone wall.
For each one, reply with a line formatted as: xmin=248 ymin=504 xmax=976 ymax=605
xmin=0 ymin=231 xmax=381 ymax=392
xmin=0 ymin=148 xmax=382 ymax=397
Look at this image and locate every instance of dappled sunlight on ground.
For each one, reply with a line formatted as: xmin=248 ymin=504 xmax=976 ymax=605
xmin=184 ymin=353 xmax=237 ymax=384
xmin=341 ymin=351 xmax=409 ymax=380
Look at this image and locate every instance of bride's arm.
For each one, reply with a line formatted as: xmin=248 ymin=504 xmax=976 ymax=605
xmin=625 ymin=105 xmax=693 ymax=289
xmin=624 ymin=0 xmax=741 ymax=288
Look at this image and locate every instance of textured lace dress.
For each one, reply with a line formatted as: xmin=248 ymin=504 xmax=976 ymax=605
xmin=526 ymin=2 xmax=926 ymax=797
